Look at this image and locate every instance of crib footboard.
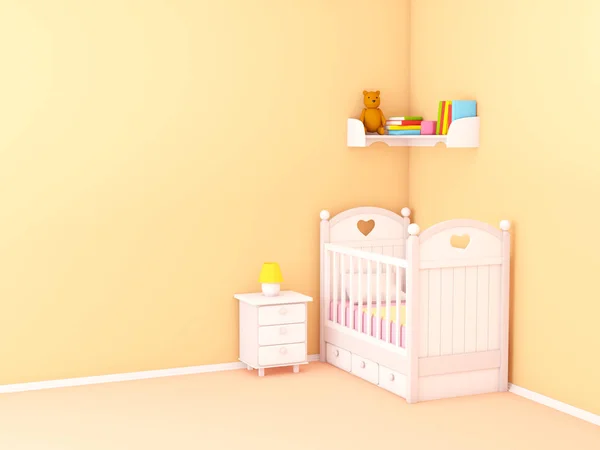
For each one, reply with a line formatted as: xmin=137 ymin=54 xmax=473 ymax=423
xmin=406 ymin=219 xmax=511 ymax=403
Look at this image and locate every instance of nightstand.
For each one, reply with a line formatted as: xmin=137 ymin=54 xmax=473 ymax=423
xmin=234 ymin=290 xmax=313 ymax=376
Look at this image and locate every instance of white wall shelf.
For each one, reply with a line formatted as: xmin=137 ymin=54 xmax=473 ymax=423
xmin=347 ymin=116 xmax=480 ymax=148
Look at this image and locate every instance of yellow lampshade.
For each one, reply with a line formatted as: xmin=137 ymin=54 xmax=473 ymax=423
xmin=259 ymin=262 xmax=283 ymax=283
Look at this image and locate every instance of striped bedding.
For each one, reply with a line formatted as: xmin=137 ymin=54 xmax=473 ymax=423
xmin=328 ymin=300 xmax=406 ymax=348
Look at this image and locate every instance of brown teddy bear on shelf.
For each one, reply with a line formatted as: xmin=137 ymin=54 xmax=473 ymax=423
xmin=360 ymin=90 xmax=386 ymax=135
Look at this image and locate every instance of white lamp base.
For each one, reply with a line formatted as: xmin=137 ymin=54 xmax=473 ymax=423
xmin=261 ymin=283 xmax=280 ymax=297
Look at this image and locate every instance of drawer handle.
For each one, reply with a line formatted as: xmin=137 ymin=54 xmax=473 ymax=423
xmin=279 ymin=347 xmax=288 ymax=355
xmin=389 ymin=373 xmax=395 ymax=382
xmin=334 ymin=349 xmax=340 ymax=357
xmin=279 ymin=327 xmax=287 ymax=335
xmin=360 ymin=361 xmax=366 ymax=369
xmin=279 ymin=307 xmax=287 ymax=315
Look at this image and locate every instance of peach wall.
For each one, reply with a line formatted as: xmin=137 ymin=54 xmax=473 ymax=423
xmin=409 ymin=0 xmax=600 ymax=414
xmin=0 ymin=0 xmax=410 ymax=384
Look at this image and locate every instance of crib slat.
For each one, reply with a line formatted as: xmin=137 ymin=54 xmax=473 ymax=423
xmin=419 ymin=269 xmax=430 ymax=357
xmin=464 ymin=266 xmax=478 ymax=353
xmin=428 ymin=268 xmax=442 ymax=357
xmin=367 ymin=259 xmax=372 ymax=337
xmin=376 ymin=262 xmax=381 ymax=341
xmin=341 ymin=255 xmax=346 ymax=327
xmin=358 ymin=257 xmax=363 ymax=333
xmin=395 ymin=264 xmax=401 ymax=347
xmin=333 ymin=251 xmax=338 ymax=324
xmin=349 ymin=256 xmax=354 ymax=330
xmin=476 ymin=265 xmax=490 ymax=352
xmin=385 ymin=263 xmax=391 ymax=343
xmin=440 ymin=268 xmax=454 ymax=356
xmin=488 ymin=264 xmax=502 ymax=351
xmin=452 ymin=267 xmax=466 ymax=354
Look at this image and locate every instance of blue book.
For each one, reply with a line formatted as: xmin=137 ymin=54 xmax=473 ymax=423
xmin=387 ymin=130 xmax=420 ymax=135
xmin=451 ymin=100 xmax=477 ymax=121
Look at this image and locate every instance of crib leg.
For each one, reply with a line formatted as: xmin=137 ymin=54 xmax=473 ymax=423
xmin=258 ymin=368 xmax=265 ymax=377
xmin=247 ymin=365 xmax=253 ymax=371
xmin=293 ymin=364 xmax=300 ymax=374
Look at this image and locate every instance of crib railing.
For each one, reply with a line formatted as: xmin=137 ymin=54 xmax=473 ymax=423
xmin=324 ymin=243 xmax=408 ymax=348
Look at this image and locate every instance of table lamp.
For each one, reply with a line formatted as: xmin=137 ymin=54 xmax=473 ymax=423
xmin=259 ymin=262 xmax=283 ymax=297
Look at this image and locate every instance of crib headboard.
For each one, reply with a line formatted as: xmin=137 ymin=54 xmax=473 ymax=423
xmin=319 ymin=206 xmax=411 ymax=258
xmin=318 ymin=206 xmax=411 ymax=362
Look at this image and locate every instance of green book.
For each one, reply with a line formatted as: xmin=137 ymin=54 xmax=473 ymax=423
xmin=388 ymin=116 xmax=424 ymax=121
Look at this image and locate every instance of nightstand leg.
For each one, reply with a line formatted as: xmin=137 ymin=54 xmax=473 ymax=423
xmin=293 ymin=364 xmax=300 ymax=373
xmin=258 ymin=368 xmax=265 ymax=377
xmin=247 ymin=365 xmax=253 ymax=371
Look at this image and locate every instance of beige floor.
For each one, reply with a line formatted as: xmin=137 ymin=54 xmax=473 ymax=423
xmin=0 ymin=362 xmax=598 ymax=449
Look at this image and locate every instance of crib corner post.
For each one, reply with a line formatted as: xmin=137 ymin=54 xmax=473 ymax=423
xmin=319 ymin=210 xmax=331 ymax=363
xmin=406 ymin=223 xmax=420 ymax=403
xmin=499 ymin=220 xmax=511 ymax=391
xmin=401 ymin=207 xmax=411 ymax=232
xmin=400 ymin=207 xmax=412 ymax=291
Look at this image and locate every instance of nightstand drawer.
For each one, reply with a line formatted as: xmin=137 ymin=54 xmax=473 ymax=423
xmin=258 ymin=323 xmax=306 ymax=346
xmin=258 ymin=303 xmax=305 ymax=326
xmin=258 ymin=343 xmax=306 ymax=366
xmin=351 ymin=354 xmax=379 ymax=385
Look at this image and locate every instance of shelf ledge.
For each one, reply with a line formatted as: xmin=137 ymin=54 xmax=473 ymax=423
xmin=347 ymin=117 xmax=480 ymax=148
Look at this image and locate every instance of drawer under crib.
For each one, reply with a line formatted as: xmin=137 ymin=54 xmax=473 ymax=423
xmin=379 ymin=365 xmax=407 ymax=398
xmin=351 ymin=354 xmax=379 ymax=385
xmin=326 ymin=343 xmax=351 ymax=372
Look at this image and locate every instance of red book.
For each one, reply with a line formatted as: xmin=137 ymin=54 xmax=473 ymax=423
xmin=390 ymin=120 xmax=422 ymax=125
xmin=446 ymin=103 xmax=453 ymax=135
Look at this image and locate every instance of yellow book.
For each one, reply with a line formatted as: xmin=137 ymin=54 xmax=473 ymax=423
xmin=442 ymin=101 xmax=452 ymax=134
xmin=386 ymin=125 xmax=421 ymax=131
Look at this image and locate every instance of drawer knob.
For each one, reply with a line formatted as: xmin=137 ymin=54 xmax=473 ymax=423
xmin=360 ymin=361 xmax=366 ymax=369
xmin=279 ymin=327 xmax=287 ymax=335
xmin=279 ymin=307 xmax=287 ymax=315
xmin=279 ymin=347 xmax=287 ymax=355
xmin=389 ymin=373 xmax=395 ymax=382
xmin=334 ymin=349 xmax=340 ymax=357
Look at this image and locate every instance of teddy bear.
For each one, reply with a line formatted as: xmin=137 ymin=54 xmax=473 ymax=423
xmin=360 ymin=90 xmax=386 ymax=135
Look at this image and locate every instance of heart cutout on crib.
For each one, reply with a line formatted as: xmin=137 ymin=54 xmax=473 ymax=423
xmin=450 ymin=234 xmax=470 ymax=249
xmin=357 ymin=220 xmax=375 ymax=236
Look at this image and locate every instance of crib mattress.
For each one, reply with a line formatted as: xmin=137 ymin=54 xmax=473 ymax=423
xmin=329 ymin=300 xmax=406 ymax=348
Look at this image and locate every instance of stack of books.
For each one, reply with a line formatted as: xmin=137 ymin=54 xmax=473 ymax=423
xmin=385 ymin=116 xmax=424 ymax=135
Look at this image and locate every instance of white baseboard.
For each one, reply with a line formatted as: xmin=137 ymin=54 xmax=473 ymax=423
xmin=5 ymin=358 xmax=597 ymax=427
xmin=509 ymin=383 xmax=599 ymax=426
xmin=0 ymin=354 xmax=322 ymax=395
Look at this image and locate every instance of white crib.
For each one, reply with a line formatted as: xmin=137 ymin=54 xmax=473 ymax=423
xmin=319 ymin=206 xmax=511 ymax=403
